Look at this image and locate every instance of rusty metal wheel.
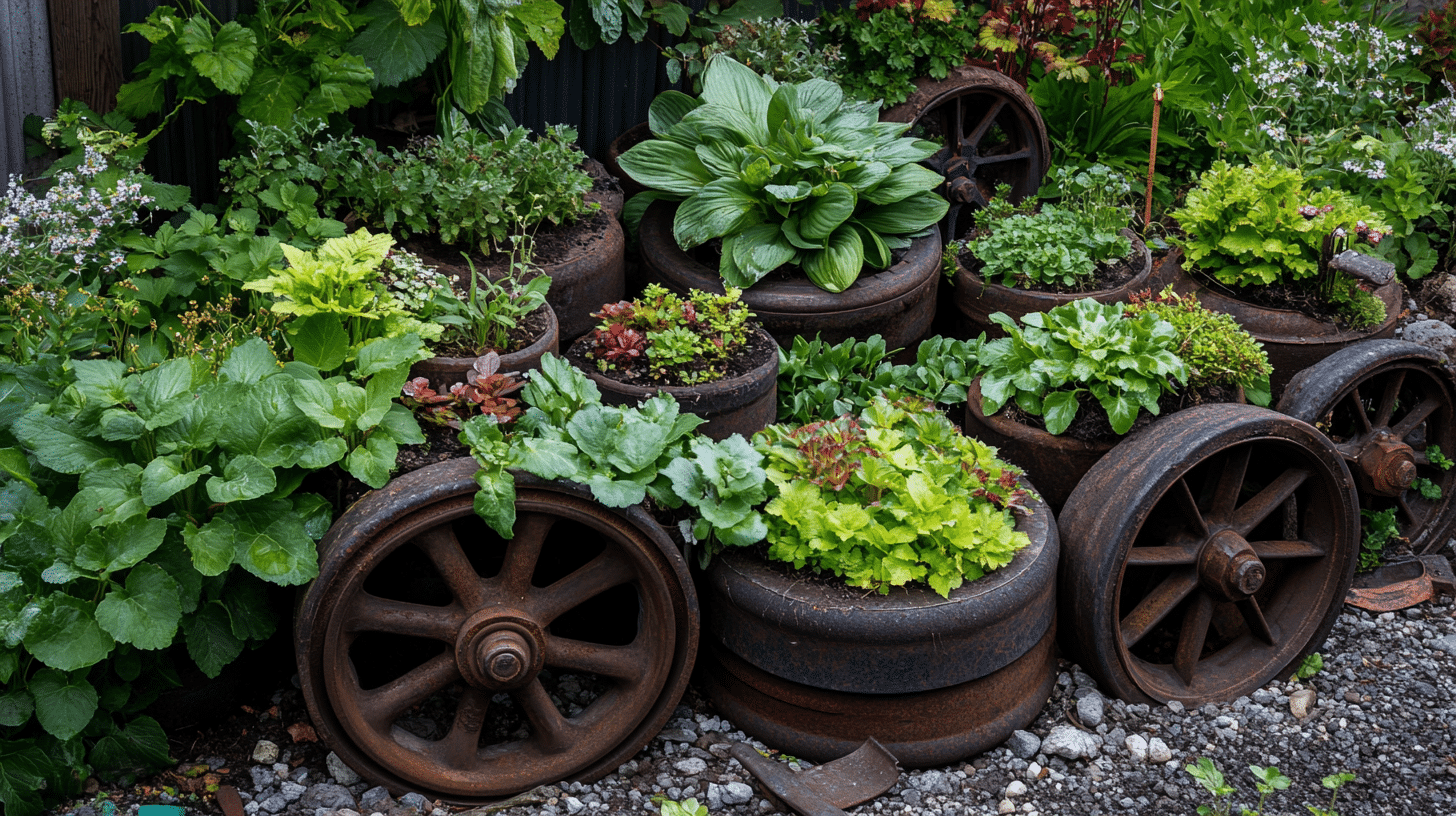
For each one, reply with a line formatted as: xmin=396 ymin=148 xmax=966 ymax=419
xmin=296 ymin=461 xmax=697 ymax=801
xmin=881 ymin=67 xmax=1051 ymax=242
xmin=1278 ymin=340 xmax=1456 ymax=555
xmin=1058 ymin=404 xmax=1359 ymax=705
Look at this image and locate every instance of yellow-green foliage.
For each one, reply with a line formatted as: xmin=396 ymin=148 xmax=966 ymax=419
xmin=1125 ymin=287 xmax=1272 ymax=393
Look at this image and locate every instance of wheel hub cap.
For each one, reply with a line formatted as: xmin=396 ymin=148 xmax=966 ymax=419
xmin=1355 ymin=431 xmax=1416 ymax=497
xmin=456 ymin=613 xmax=545 ymax=691
xmin=1199 ymin=529 xmax=1265 ymax=601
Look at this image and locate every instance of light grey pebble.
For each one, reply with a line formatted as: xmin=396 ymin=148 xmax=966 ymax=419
xmin=1077 ymin=693 xmax=1105 ymax=728
xmin=1005 ymin=730 xmax=1041 ymax=760
xmin=1148 ymin=738 xmax=1172 ymax=764
xmin=1041 ymin=725 xmax=1100 ymax=760
xmin=1006 ymin=781 xmax=1028 ymax=797
xmin=279 ymin=782 xmax=307 ymax=803
xmin=326 ymin=752 xmax=362 ymax=786
xmin=722 ymin=782 xmax=753 ymax=806
xmin=398 ymin=793 xmax=429 ymax=811
xmin=672 ymin=757 xmax=707 ymax=775
xmin=301 ymin=784 xmax=357 ymax=811
xmin=656 ymin=729 xmax=696 ymax=743
xmin=249 ymin=766 xmax=275 ymax=792
xmin=358 ymin=786 xmax=392 ymax=811
xmin=252 ymin=741 xmax=280 ymax=764
xmin=564 ymin=796 xmax=585 ymax=814
xmin=1165 ymin=700 xmax=1185 ymax=715
xmin=1290 ymin=689 xmax=1317 ymax=719
xmin=1125 ymin=734 xmax=1148 ymax=763
xmin=259 ymin=794 xmax=289 ymax=813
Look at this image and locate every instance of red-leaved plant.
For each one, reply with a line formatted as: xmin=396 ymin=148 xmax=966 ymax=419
xmin=787 ymin=415 xmax=882 ymax=491
xmin=401 ymin=352 xmax=525 ymax=429
xmin=974 ymin=0 xmax=1139 ymax=86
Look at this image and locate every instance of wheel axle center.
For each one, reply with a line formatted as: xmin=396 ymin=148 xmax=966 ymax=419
xmin=1199 ymin=529 xmax=1265 ymax=600
xmin=1355 ymin=432 xmax=1416 ymax=497
xmin=456 ymin=613 xmax=545 ymax=691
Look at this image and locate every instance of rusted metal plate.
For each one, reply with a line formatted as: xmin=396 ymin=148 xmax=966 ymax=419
xmin=1346 ymin=555 xmax=1456 ymax=611
xmin=698 ymin=623 xmax=1057 ymax=767
xmin=215 ymin=786 xmax=245 ymax=816
xmin=730 ymin=739 xmax=900 ymax=816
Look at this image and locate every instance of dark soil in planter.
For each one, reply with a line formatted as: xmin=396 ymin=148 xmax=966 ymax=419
xmin=999 ymin=382 xmax=1241 ymax=445
xmin=424 ymin=302 xmax=553 ymax=358
xmin=393 ymin=421 xmax=471 ymax=475
xmin=564 ymin=323 xmax=778 ymax=389
xmin=1185 ymin=270 xmax=1367 ymax=329
xmin=402 ymin=207 xmax=617 ymax=287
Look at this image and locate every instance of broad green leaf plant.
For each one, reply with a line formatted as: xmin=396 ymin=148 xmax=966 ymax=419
xmin=618 ymin=57 xmax=950 ymax=293
xmin=978 ymin=299 xmax=1189 ymax=436
xmin=0 ymin=338 xmax=422 ymax=816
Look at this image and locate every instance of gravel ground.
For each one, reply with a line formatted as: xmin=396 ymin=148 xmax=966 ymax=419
xmin=57 ymin=587 xmax=1456 ymax=816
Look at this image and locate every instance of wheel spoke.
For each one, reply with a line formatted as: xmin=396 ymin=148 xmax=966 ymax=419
xmin=513 ymin=678 xmax=574 ymax=754
xmin=358 ymin=652 xmax=459 ymax=730
xmin=976 ymin=147 xmax=1033 ymax=164
xmin=1238 ymin=597 xmax=1275 ymax=645
xmin=1210 ymin=446 xmax=1252 ymax=520
xmin=966 ymin=98 xmax=1007 ymax=145
xmin=1397 ymin=494 xmax=1424 ymax=527
xmin=1125 ymin=543 xmax=1200 ymax=567
xmin=1172 ymin=477 xmax=1209 ymax=538
xmin=345 ymin=594 xmax=463 ymax=642
xmin=545 ymin=636 xmax=648 ymax=682
xmin=1249 ymin=539 xmax=1326 ymax=559
xmin=497 ymin=513 xmax=555 ymax=598
xmin=1120 ymin=567 xmax=1199 ymax=648
xmin=416 ymin=524 xmax=488 ymax=610
xmin=438 ymin=688 xmax=490 ymax=769
xmin=1374 ymin=371 xmax=1406 ymax=430
xmin=529 ymin=551 xmax=637 ymax=625
xmin=1392 ymin=395 xmax=1443 ymax=440
xmin=1230 ymin=468 xmax=1309 ymax=537
xmin=1174 ymin=592 xmax=1214 ymax=686
xmin=1347 ymin=386 xmax=1373 ymax=435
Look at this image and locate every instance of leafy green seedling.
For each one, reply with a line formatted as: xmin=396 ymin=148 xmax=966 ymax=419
xmin=1247 ymin=764 xmax=1291 ymax=815
xmin=659 ymin=798 xmax=708 ymax=816
xmin=1294 ymin=653 xmax=1323 ymax=681
xmin=1186 ymin=756 xmax=1234 ymax=816
xmin=1306 ymin=772 xmax=1356 ymax=816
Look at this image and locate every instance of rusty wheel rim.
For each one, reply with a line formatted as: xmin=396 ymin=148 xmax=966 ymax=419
xmin=1288 ymin=363 xmax=1456 ymax=554
xmin=886 ymin=75 xmax=1049 ymax=243
xmin=315 ymin=489 xmax=677 ymax=798
xmin=1060 ymin=405 xmax=1358 ymax=705
xmin=1112 ymin=431 xmax=1353 ymax=702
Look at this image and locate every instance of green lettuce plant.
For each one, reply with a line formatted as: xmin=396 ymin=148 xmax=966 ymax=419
xmin=754 ymin=396 xmax=1032 ymax=597
xmin=618 ymin=57 xmax=949 ymax=293
xmin=776 ymin=334 xmax=984 ymax=424
xmin=966 ymin=205 xmax=1130 ymax=287
xmin=1173 ymin=157 xmax=1388 ymax=288
xmin=0 ymin=337 xmax=422 ymax=816
xmin=978 ymin=299 xmax=1188 ymax=435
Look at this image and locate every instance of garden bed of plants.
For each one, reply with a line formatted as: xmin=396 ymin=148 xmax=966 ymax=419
xmin=9 ymin=0 xmax=1456 ymax=813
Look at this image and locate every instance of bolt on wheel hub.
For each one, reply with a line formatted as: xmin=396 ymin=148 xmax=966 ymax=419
xmin=1355 ymin=431 xmax=1417 ymax=497
xmin=456 ymin=614 xmax=545 ymax=691
xmin=1199 ymin=529 xmax=1266 ymax=601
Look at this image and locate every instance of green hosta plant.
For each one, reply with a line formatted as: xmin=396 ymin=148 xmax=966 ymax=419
xmin=0 ymin=337 xmax=422 ymax=816
xmin=754 ymin=396 xmax=1032 ymax=597
xmin=1173 ymin=157 xmax=1389 ymax=288
xmin=979 ymin=299 xmax=1189 ymax=435
xmin=618 ymin=57 xmax=949 ymax=293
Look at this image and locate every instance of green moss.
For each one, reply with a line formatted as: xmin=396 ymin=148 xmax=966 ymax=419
xmin=1125 ymin=287 xmax=1272 ymax=393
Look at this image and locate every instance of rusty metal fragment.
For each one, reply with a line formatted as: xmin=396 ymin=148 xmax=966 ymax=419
xmin=729 ymin=739 xmax=900 ymax=816
xmin=215 ymin=785 xmax=245 ymax=816
xmin=1346 ymin=555 xmax=1456 ymax=611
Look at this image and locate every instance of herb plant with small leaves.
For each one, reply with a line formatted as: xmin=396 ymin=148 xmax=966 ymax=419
xmin=579 ymin=285 xmax=755 ymax=386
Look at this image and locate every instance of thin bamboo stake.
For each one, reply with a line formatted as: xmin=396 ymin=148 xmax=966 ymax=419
xmin=1143 ymin=83 xmax=1164 ymax=230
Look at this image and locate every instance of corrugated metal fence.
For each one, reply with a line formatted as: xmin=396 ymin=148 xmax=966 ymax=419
xmin=5 ymin=0 xmax=841 ymax=198
xmin=0 ymin=1 xmax=57 ymax=183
